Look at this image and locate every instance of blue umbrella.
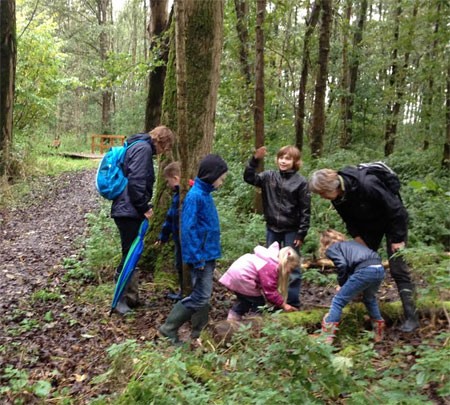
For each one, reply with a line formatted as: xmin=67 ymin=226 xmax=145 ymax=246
xmin=110 ymin=218 xmax=149 ymax=315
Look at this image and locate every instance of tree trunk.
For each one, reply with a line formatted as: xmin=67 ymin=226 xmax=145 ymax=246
xmin=253 ymin=0 xmax=265 ymax=214
xmin=295 ymin=1 xmax=320 ymax=152
xmin=0 ymin=0 xmax=16 ymax=179
xmin=310 ymin=0 xmax=333 ymax=159
xmin=144 ymin=0 xmax=225 ymax=286
xmin=443 ymin=62 xmax=450 ymax=170
xmin=384 ymin=0 xmax=417 ymax=156
xmin=144 ymin=0 xmax=169 ymax=131
xmin=97 ymin=0 xmax=112 ymax=133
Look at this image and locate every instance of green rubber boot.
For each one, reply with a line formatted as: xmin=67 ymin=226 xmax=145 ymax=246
xmin=191 ymin=305 xmax=210 ymax=339
xmin=159 ymin=301 xmax=193 ymax=344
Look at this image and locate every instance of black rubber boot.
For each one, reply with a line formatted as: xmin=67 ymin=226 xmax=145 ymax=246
xmin=190 ymin=305 xmax=210 ymax=339
xmin=399 ymin=287 xmax=419 ymax=332
xmin=159 ymin=301 xmax=193 ymax=344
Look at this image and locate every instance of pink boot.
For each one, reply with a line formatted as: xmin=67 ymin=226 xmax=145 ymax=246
xmin=372 ymin=319 xmax=385 ymax=343
xmin=321 ymin=313 xmax=339 ymax=344
xmin=227 ymin=309 xmax=242 ymax=322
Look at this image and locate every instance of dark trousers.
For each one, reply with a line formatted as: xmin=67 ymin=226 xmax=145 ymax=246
xmin=266 ymin=228 xmax=302 ymax=307
xmin=114 ymin=217 xmax=142 ymax=306
xmin=232 ymin=293 xmax=266 ymax=316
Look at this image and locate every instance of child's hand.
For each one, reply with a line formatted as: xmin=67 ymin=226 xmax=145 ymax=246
xmin=254 ymin=146 xmax=267 ymax=160
xmin=282 ymin=303 xmax=298 ymax=312
xmin=154 ymin=240 xmax=162 ymax=246
xmin=335 ymin=285 xmax=341 ymax=292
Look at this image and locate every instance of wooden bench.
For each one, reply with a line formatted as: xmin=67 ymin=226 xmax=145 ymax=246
xmin=91 ymin=134 xmax=126 ymax=154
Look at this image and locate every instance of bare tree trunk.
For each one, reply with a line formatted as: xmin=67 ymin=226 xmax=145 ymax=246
xmin=253 ymin=0 xmax=265 ymax=214
xmin=310 ymin=0 xmax=333 ymax=159
xmin=384 ymin=0 xmax=417 ymax=156
xmin=144 ymin=0 xmax=169 ymax=131
xmin=295 ymin=1 xmax=320 ymax=152
xmin=97 ymin=0 xmax=112 ymax=133
xmin=443 ymin=62 xmax=450 ymax=170
xmin=234 ymin=0 xmax=251 ymax=86
xmin=0 ymin=0 xmax=16 ymax=178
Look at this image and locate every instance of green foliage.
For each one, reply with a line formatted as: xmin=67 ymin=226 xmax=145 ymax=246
xmin=302 ymin=268 xmax=337 ymax=287
xmin=31 ymin=288 xmax=64 ymax=303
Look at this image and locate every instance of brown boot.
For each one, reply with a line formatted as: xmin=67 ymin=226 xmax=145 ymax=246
xmin=321 ymin=313 xmax=339 ymax=344
xmin=372 ymin=319 xmax=385 ymax=343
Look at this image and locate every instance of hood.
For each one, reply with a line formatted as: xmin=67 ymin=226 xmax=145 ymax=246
xmin=197 ymin=154 xmax=228 ymax=184
xmin=253 ymin=241 xmax=279 ymax=264
xmin=126 ymin=133 xmax=154 ymax=153
xmin=338 ymin=166 xmax=361 ymax=194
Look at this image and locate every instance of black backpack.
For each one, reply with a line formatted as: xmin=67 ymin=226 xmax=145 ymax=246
xmin=356 ymin=161 xmax=401 ymax=196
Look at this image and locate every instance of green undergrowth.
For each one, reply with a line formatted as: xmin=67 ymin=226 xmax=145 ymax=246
xmin=90 ymin=318 xmax=450 ymax=405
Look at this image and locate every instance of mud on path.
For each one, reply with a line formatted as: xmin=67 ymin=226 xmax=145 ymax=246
xmin=0 ymin=169 xmax=441 ymax=404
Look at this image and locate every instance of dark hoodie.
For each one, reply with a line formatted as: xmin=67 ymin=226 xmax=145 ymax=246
xmin=197 ymin=154 xmax=228 ymax=184
xmin=334 ymin=166 xmax=408 ymax=249
xmin=111 ymin=133 xmax=155 ymax=219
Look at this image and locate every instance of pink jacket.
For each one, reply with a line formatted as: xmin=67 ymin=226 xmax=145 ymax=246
xmin=219 ymin=242 xmax=284 ymax=307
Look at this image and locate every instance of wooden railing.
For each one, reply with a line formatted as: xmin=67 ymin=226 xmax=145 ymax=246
xmin=91 ymin=134 xmax=126 ymax=154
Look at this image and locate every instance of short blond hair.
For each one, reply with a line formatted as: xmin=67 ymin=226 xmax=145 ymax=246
xmin=309 ymin=169 xmax=340 ymax=194
xmin=276 ymin=145 xmax=302 ymax=171
xmin=319 ymin=229 xmax=347 ymax=258
xmin=163 ymin=161 xmax=181 ymax=178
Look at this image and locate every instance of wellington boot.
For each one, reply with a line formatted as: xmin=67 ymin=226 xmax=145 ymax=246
xmin=399 ymin=287 xmax=419 ymax=332
xmin=114 ymin=298 xmax=132 ymax=316
xmin=371 ymin=319 xmax=385 ymax=343
xmin=321 ymin=313 xmax=339 ymax=344
xmin=159 ymin=301 xmax=193 ymax=344
xmin=191 ymin=305 xmax=210 ymax=339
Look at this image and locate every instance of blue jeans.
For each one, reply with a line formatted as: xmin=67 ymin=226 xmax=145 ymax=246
xmin=266 ymin=228 xmax=302 ymax=307
xmin=326 ymin=265 xmax=385 ymax=322
xmin=181 ymin=260 xmax=215 ymax=311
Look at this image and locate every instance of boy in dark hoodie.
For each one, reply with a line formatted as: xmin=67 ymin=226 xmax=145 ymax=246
xmin=159 ymin=154 xmax=228 ymax=344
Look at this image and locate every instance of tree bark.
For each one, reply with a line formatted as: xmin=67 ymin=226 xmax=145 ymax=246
xmin=295 ymin=1 xmax=320 ymax=152
xmin=310 ymin=0 xmax=333 ymax=159
xmin=443 ymin=62 xmax=450 ymax=170
xmin=0 ymin=0 xmax=16 ymax=178
xmin=97 ymin=0 xmax=112 ymax=134
xmin=253 ymin=0 xmax=265 ymax=214
xmin=144 ymin=0 xmax=169 ymax=131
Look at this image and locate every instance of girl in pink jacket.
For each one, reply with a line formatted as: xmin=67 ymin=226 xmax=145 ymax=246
xmin=219 ymin=242 xmax=301 ymax=321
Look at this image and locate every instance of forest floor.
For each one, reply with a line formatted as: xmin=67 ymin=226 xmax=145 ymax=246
xmin=0 ymin=169 xmax=446 ymax=404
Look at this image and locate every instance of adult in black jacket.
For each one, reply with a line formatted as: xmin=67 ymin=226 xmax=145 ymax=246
xmin=244 ymin=145 xmax=311 ymax=307
xmin=309 ymin=167 xmax=419 ymax=332
xmin=112 ymin=126 xmax=175 ymax=315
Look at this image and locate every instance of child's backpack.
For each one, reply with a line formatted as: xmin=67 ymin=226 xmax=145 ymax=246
xmin=95 ymin=140 xmax=143 ymax=200
xmin=356 ymin=161 xmax=401 ymax=196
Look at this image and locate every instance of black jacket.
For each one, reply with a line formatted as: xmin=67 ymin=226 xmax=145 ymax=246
xmin=111 ymin=133 xmax=155 ymax=219
xmin=333 ymin=166 xmax=408 ymax=250
xmin=326 ymin=241 xmax=382 ymax=286
xmin=244 ymin=157 xmax=311 ymax=240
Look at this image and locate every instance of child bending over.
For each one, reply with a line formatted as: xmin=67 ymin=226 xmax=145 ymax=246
xmin=219 ymin=242 xmax=301 ymax=321
xmin=319 ymin=229 xmax=385 ymax=343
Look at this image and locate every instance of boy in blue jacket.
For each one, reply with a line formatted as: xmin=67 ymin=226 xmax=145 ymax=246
xmin=155 ymin=162 xmax=183 ymax=301
xmin=159 ymin=154 xmax=228 ymax=344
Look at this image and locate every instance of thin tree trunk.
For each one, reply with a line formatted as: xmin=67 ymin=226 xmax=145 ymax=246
xmin=310 ymin=0 xmax=333 ymax=159
xmin=295 ymin=0 xmax=320 ymax=152
xmin=144 ymin=0 xmax=169 ymax=131
xmin=443 ymin=62 xmax=450 ymax=170
xmin=0 ymin=0 xmax=16 ymax=178
xmin=97 ymin=0 xmax=112 ymax=133
xmin=254 ymin=0 xmax=265 ymax=214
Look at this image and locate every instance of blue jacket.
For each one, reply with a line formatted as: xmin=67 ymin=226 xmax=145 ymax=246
xmin=159 ymin=186 xmax=180 ymax=243
xmin=326 ymin=241 xmax=382 ymax=286
xmin=181 ymin=178 xmax=221 ymax=268
xmin=111 ymin=133 xmax=155 ymax=219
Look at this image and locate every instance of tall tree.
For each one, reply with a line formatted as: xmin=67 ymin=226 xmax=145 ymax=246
xmin=144 ymin=0 xmax=169 ymax=131
xmin=295 ymin=0 xmax=320 ymax=152
xmin=253 ymin=0 xmax=265 ymax=213
xmin=97 ymin=0 xmax=113 ymax=133
xmin=310 ymin=0 xmax=333 ymax=159
xmin=0 ymin=0 xmax=16 ymax=178
xmin=444 ymin=62 xmax=450 ymax=170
